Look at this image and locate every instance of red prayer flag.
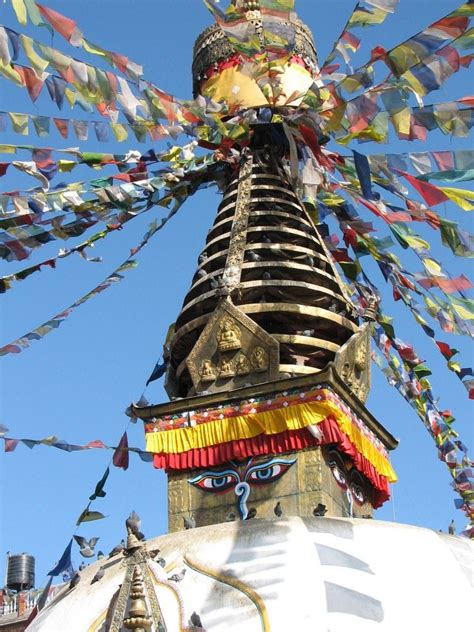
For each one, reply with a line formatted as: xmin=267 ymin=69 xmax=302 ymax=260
xmin=37 ymin=4 xmax=79 ymax=43
xmin=53 ymin=118 xmax=69 ymax=139
xmin=16 ymin=65 xmax=44 ymax=102
xmin=435 ymin=341 xmax=458 ymax=360
xmin=86 ymin=440 xmax=106 ymax=449
xmin=113 ymin=432 xmax=129 ymax=470
xmin=395 ymin=170 xmax=449 ymax=206
xmin=4 ymin=439 xmax=19 ymax=452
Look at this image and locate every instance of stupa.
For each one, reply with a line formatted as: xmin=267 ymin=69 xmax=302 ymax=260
xmin=28 ymin=3 xmax=473 ymax=631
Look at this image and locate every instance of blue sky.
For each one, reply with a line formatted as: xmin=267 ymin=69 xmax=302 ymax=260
xmin=0 ymin=0 xmax=472 ymax=586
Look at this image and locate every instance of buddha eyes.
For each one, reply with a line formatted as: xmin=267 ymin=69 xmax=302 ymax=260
xmin=187 ymin=457 xmax=296 ymax=493
xmin=188 ymin=470 xmax=238 ymax=493
xmin=329 ymin=461 xmax=366 ymax=504
xmin=246 ymin=461 xmax=293 ymax=485
xmin=329 ymin=462 xmax=347 ymax=487
xmin=350 ymin=484 xmax=365 ymax=504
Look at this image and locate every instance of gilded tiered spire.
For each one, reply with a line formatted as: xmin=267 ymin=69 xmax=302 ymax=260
xmin=136 ymin=8 xmax=397 ymax=532
xmin=166 ymin=127 xmax=358 ymax=398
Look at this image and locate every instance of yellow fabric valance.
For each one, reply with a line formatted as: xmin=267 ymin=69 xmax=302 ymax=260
xmin=145 ymin=399 xmax=397 ymax=482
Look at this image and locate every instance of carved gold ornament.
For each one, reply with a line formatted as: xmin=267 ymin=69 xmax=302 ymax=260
xmin=235 ymin=354 xmax=250 ymax=375
xmin=250 ymin=347 xmax=268 ymax=372
xmin=217 ymin=318 xmax=242 ymax=352
xmin=219 ymin=357 xmax=235 ymax=378
xmin=201 ymin=360 xmax=217 ymax=382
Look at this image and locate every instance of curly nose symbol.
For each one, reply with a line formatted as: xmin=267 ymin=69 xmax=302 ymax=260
xmin=235 ymin=481 xmax=250 ymax=520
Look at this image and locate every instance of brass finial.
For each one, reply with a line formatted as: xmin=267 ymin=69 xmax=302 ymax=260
xmin=126 ymin=527 xmax=142 ymax=552
xmin=122 ymin=567 xmax=153 ymax=631
xmin=363 ymin=295 xmax=379 ymax=322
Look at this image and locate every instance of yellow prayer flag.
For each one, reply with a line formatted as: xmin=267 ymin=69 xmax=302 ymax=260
xmin=0 ymin=145 xmax=17 ymax=154
xmin=8 ymin=112 xmax=29 ymax=135
xmin=0 ymin=60 xmax=24 ymax=86
xmin=439 ymin=187 xmax=474 ymax=211
xmin=401 ymin=71 xmax=427 ymax=97
xmin=391 ymin=108 xmax=411 ymax=136
xmin=20 ymin=35 xmax=49 ymax=76
xmin=83 ymin=39 xmax=107 ymax=59
xmin=12 ymin=0 xmax=27 ymax=25
xmin=421 ymin=257 xmax=443 ymax=276
xmin=403 ymin=234 xmax=430 ymax=251
xmin=111 ymin=123 xmax=128 ymax=142
xmin=57 ymin=160 xmax=76 ymax=173
xmin=64 ymin=88 xmax=77 ymax=108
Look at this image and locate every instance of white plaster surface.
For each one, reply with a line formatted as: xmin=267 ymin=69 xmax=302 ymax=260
xmin=28 ymin=517 xmax=474 ymax=631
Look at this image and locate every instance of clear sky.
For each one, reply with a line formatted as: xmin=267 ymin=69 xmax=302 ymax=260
xmin=0 ymin=0 xmax=472 ymax=587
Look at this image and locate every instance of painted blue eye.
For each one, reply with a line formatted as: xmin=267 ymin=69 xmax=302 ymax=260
xmin=212 ymin=476 xmax=233 ymax=489
xmin=245 ymin=458 xmax=296 ymax=486
xmin=329 ymin=462 xmax=347 ymax=488
xmin=253 ymin=466 xmax=277 ymax=481
xmin=188 ymin=470 xmax=239 ymax=493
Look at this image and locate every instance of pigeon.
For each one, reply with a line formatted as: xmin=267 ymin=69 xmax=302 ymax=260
xmin=274 ymin=501 xmax=283 ymax=517
xmin=210 ymin=277 xmax=220 ymax=290
xmin=262 ymin=234 xmax=272 ymax=243
xmin=189 ymin=611 xmax=203 ymax=628
xmin=196 ymin=269 xmax=207 ymax=279
xmin=198 ymin=252 xmax=208 ymax=264
xmin=78 ymin=561 xmax=87 ymax=571
xmin=225 ymin=512 xmax=236 ymax=522
xmin=247 ymin=250 xmax=263 ymax=262
xmin=108 ymin=539 xmax=125 ymax=558
xmin=168 ymin=569 xmax=186 ymax=582
xmin=156 ymin=557 xmax=166 ymax=568
xmin=74 ymin=535 xmax=99 ymax=558
xmin=301 ymin=329 xmax=315 ymax=337
xmin=313 ymin=503 xmax=327 ymax=517
xmin=69 ymin=573 xmax=81 ymax=590
xmin=246 ymin=508 xmax=257 ymax=520
xmin=303 ymin=254 xmax=314 ymax=267
xmin=97 ymin=551 xmax=105 ymax=560
xmin=126 ymin=511 xmax=145 ymax=540
xmin=183 ymin=514 xmax=196 ymax=530
xmin=448 ymin=520 xmax=456 ymax=535
xmin=91 ymin=567 xmax=105 ymax=584
xmin=262 ymin=271 xmax=272 ymax=280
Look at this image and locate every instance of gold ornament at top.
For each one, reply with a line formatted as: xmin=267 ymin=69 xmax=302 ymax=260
xmin=250 ymin=347 xmax=268 ymax=372
xmin=217 ymin=318 xmax=242 ymax=352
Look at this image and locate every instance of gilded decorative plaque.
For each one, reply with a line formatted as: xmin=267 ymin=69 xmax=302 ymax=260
xmin=186 ymin=298 xmax=280 ymax=393
xmin=333 ymin=322 xmax=371 ymax=403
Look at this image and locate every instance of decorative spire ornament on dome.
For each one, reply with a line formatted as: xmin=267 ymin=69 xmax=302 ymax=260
xmin=122 ymin=567 xmax=153 ymax=632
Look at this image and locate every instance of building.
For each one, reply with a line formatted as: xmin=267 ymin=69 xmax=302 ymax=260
xmin=23 ymin=3 xmax=474 ymax=631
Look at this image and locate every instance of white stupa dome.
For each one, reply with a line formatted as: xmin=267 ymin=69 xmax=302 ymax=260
xmin=28 ymin=516 xmax=473 ymax=631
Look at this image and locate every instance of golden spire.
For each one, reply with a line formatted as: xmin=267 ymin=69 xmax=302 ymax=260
xmin=122 ymin=566 xmax=153 ymax=631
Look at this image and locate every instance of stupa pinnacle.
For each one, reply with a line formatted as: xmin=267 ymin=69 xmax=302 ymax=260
xmin=134 ymin=5 xmax=398 ymax=531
